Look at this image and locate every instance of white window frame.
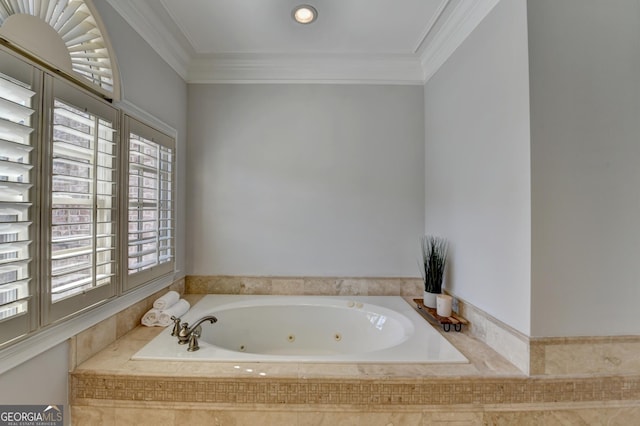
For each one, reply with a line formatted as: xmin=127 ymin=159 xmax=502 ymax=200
xmin=122 ymin=115 xmax=175 ymax=292
xmin=41 ymin=75 xmax=119 ymax=325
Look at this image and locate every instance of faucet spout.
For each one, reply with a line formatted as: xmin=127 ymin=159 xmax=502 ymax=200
xmin=189 ymin=315 xmax=218 ymax=331
xmin=176 ymin=315 xmax=218 ymax=346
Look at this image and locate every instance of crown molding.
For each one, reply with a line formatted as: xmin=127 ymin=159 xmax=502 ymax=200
xmin=412 ymin=0 xmax=452 ymax=54
xmin=104 ymin=0 xmax=192 ymax=80
xmin=188 ymin=53 xmax=425 ymax=85
xmin=419 ymin=0 xmax=501 ymax=82
xmin=105 ymin=0 xmax=498 ymax=85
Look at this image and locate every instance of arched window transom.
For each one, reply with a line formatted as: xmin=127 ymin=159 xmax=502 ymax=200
xmin=0 ymin=0 xmax=120 ymax=100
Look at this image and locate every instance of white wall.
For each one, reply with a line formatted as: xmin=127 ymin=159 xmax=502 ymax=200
xmin=528 ymin=0 xmax=640 ymax=337
xmin=423 ymin=0 xmax=531 ymax=334
xmin=187 ymin=84 xmax=425 ymax=277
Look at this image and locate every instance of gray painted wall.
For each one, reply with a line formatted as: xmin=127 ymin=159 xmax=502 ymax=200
xmin=186 ymin=84 xmax=425 ymax=277
xmin=529 ymin=0 xmax=640 ymax=336
xmin=0 ymin=342 xmax=68 ymax=403
xmin=424 ymin=0 xmax=532 ymax=334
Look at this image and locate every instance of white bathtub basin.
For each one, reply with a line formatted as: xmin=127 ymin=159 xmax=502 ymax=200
xmin=132 ymin=295 xmax=468 ymax=364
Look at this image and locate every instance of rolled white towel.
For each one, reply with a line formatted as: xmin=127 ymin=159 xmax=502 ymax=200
xmin=141 ymin=308 xmax=161 ymax=327
xmin=158 ymin=299 xmax=190 ymax=327
xmin=153 ymin=290 xmax=180 ymax=310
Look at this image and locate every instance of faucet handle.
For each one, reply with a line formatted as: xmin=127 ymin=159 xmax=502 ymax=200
xmin=187 ymin=332 xmax=200 ymax=352
xmin=177 ymin=322 xmax=190 ymax=344
xmin=170 ymin=316 xmax=181 ymax=336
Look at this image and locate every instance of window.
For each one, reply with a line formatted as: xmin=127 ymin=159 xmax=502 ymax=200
xmin=0 ymin=44 xmax=174 ymax=347
xmin=123 ymin=117 xmax=174 ymax=291
xmin=0 ymin=49 xmax=40 ymax=342
xmin=42 ymin=76 xmax=119 ymax=324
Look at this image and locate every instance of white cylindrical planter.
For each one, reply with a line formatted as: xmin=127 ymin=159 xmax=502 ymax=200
xmin=423 ymin=291 xmax=438 ymax=309
xmin=436 ymin=294 xmax=453 ymax=317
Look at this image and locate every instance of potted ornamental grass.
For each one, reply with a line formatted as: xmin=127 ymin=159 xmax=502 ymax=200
xmin=420 ymin=235 xmax=448 ymax=308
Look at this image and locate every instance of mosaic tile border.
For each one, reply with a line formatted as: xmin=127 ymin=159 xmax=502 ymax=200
xmin=71 ymin=374 xmax=640 ymax=406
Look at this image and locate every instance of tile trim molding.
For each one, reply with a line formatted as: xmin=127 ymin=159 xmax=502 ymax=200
xmin=454 ymin=295 xmax=531 ymax=374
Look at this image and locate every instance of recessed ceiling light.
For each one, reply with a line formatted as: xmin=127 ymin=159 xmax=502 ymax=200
xmin=292 ymin=5 xmax=317 ymax=24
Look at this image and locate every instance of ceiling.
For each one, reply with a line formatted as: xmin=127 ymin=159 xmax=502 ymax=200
xmin=159 ymin=0 xmax=443 ymax=55
xmin=104 ymin=0 xmax=499 ymax=84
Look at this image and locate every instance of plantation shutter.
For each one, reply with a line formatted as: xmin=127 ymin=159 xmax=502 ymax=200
xmin=123 ymin=116 xmax=174 ymax=291
xmin=0 ymin=48 xmax=40 ymax=342
xmin=43 ymin=76 xmax=118 ymax=324
xmin=0 ymin=0 xmax=119 ymax=99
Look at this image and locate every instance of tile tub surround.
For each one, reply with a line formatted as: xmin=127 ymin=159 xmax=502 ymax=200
xmin=455 ymin=295 xmax=531 ymax=375
xmin=68 ymin=276 xmax=640 ymax=424
xmin=452 ymin=294 xmax=640 ymax=377
xmin=70 ymin=319 xmax=640 ymax=425
xmin=186 ymin=276 xmax=640 ymax=377
xmin=530 ymin=336 xmax=640 ymax=376
xmin=185 ymin=275 xmax=424 ymax=297
xmin=69 ymin=278 xmax=187 ymax=370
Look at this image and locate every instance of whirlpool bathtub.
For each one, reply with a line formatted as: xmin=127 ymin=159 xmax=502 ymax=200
xmin=132 ymin=295 xmax=468 ymax=363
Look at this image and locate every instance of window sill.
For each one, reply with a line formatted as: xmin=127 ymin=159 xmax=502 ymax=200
xmin=0 ymin=272 xmax=182 ymax=375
